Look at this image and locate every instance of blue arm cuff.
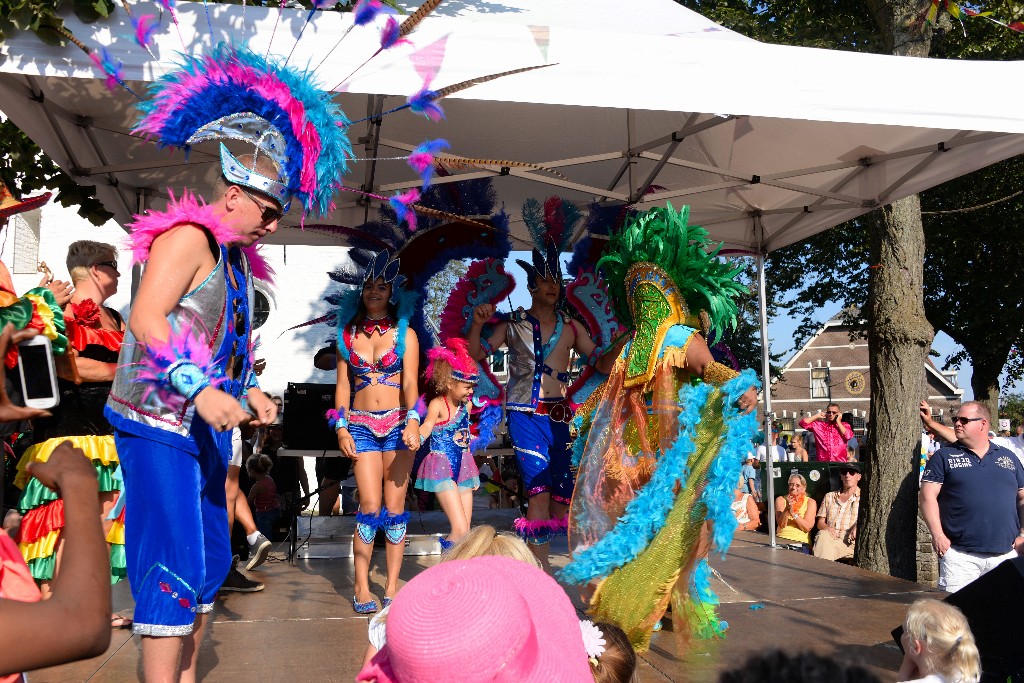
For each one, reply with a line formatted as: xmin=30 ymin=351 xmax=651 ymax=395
xmin=167 ymin=361 xmax=212 ymax=401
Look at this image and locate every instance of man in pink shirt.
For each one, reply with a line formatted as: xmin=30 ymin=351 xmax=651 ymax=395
xmin=799 ymin=404 xmax=853 ymax=462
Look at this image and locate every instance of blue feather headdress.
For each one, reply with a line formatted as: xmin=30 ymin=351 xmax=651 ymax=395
xmin=134 ymin=43 xmax=352 ymax=217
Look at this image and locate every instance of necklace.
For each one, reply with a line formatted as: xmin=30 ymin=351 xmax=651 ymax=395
xmin=360 ymin=316 xmax=394 ymax=336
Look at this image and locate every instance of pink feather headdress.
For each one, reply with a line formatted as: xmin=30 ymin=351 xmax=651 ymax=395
xmin=426 ymin=337 xmax=478 ymax=385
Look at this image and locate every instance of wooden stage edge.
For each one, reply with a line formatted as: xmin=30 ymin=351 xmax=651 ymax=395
xmin=31 ymin=531 xmax=940 ymax=682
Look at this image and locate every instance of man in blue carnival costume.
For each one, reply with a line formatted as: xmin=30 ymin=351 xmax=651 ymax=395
xmin=103 ymin=44 xmax=350 ymax=681
xmin=558 ymin=204 xmax=760 ymax=653
xmin=468 ymin=197 xmax=624 ymax=571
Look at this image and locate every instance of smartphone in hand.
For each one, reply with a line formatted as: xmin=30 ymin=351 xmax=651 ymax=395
xmin=17 ymin=334 xmax=60 ymax=410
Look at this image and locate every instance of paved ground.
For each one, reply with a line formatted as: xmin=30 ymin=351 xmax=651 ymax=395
xmin=32 ymin=503 xmax=940 ymax=682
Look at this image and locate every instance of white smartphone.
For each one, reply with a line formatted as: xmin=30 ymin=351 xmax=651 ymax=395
xmin=17 ymin=334 xmax=60 ymax=410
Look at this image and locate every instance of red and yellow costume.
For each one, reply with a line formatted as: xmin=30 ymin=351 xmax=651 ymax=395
xmin=15 ymin=298 xmax=126 ymax=584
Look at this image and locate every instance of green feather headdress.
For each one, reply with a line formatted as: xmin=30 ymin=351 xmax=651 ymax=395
xmin=597 ymin=204 xmax=747 ymax=344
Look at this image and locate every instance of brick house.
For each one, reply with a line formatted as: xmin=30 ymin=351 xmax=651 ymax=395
xmin=770 ymin=312 xmax=963 ymax=445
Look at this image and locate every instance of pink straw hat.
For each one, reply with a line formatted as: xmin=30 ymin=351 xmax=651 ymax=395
xmin=356 ymin=555 xmax=593 ymax=682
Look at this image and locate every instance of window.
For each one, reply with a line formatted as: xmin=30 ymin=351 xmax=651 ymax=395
xmin=810 ymin=366 xmax=830 ymax=400
xmin=252 ymin=290 xmax=271 ymax=330
xmin=490 ymin=349 xmax=506 ymax=374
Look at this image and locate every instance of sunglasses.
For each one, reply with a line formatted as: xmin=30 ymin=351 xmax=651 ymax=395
xmin=839 ymin=469 xmax=858 ymax=476
xmin=952 ymin=416 xmax=985 ymax=426
xmin=94 ymin=260 xmax=119 ymax=272
xmin=238 ymin=187 xmax=285 ymax=224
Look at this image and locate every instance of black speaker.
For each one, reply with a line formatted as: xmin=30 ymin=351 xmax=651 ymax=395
xmin=283 ymin=383 xmax=337 ymax=451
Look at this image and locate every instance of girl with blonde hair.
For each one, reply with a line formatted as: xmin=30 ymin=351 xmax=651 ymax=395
xmin=899 ymin=598 xmax=981 ymax=683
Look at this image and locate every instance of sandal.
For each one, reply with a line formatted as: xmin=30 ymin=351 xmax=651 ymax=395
xmin=352 ymin=596 xmax=379 ymax=614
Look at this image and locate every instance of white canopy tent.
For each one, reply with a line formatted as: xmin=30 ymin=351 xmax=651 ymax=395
xmin=2 ymin=0 xmax=1024 ymax=543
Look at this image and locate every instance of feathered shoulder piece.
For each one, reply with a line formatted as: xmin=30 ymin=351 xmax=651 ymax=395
xmin=598 ymin=204 xmax=746 ymax=345
xmin=133 ymin=43 xmax=351 ymax=217
xmin=127 ymin=189 xmax=274 ymax=283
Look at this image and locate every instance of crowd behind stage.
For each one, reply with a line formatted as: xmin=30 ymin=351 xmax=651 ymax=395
xmin=0 ymin=242 xmax=1020 ymax=683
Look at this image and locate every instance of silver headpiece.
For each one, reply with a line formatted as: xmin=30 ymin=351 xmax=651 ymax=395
xmin=187 ymin=112 xmax=291 ymax=210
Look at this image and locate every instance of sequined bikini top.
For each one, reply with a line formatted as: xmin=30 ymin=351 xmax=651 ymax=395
xmin=343 ymin=325 xmax=403 ymax=392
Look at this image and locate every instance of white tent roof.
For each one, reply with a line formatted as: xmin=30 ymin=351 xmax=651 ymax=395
xmin=2 ymin=0 xmax=1023 ymax=251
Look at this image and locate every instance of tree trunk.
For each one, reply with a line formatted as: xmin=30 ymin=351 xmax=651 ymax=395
xmin=970 ymin=352 xmax=1004 ymax=422
xmin=855 ymin=0 xmax=936 ymax=581
xmin=859 ymin=196 xmax=934 ymax=579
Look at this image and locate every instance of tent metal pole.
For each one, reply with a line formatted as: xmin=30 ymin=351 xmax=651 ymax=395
xmin=755 ymin=219 xmax=777 ymax=548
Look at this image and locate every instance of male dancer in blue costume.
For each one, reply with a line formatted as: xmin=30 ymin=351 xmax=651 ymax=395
xmin=104 ymin=154 xmax=280 ymax=682
xmin=468 ymin=245 xmax=622 ymax=570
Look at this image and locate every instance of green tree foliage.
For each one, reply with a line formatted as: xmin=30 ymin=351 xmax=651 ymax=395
xmin=717 ymin=259 xmax=783 ymax=375
xmin=0 ymin=118 xmax=113 ymax=225
xmin=998 ymin=391 xmax=1024 ymax=430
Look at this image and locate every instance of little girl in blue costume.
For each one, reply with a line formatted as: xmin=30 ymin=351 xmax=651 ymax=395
xmin=414 ymin=338 xmax=481 ymax=550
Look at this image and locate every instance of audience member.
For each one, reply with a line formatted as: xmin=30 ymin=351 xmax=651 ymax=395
xmin=898 ymin=599 xmax=980 ymax=683
xmin=12 ymin=241 xmax=129 ymax=626
xmin=222 ymin=428 xmax=269 ymax=592
xmin=919 ymin=401 xmax=1024 ymax=592
xmin=775 ymin=473 xmax=817 ymax=553
xmin=799 ymin=404 xmax=853 ymax=462
xmin=792 ymin=437 xmax=809 ymax=462
xmin=356 ymin=555 xmax=594 ymax=682
xmin=584 ymin=621 xmax=637 ymax=683
xmin=362 ymin=525 xmax=542 ymax=666
xmin=718 ymin=650 xmax=881 ymax=683
xmin=813 ymin=462 xmax=861 ymax=561
xmin=246 ymin=454 xmax=281 ymax=540
xmin=740 ymin=453 xmax=759 ymax=501
xmin=733 ymin=474 xmax=760 ymax=532
xmin=757 ymin=429 xmax=786 ymax=464
xmin=0 ymin=441 xmax=112 ymax=679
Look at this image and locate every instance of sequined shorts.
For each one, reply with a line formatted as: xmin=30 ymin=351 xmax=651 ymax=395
xmin=349 ymin=408 xmax=404 ymax=453
xmin=507 ymin=409 xmax=574 ymax=504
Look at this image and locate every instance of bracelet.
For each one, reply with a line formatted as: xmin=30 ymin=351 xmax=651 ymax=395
xmin=406 ymin=409 xmax=421 ymax=424
xmin=167 ymin=361 xmax=212 ymax=401
xmin=325 ymin=408 xmax=349 ymax=431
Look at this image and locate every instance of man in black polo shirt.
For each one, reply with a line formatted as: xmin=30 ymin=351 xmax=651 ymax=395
xmin=920 ymin=400 xmax=1024 ymax=593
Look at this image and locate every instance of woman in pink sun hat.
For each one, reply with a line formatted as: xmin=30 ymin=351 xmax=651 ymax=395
xmin=356 ymin=555 xmax=594 ymax=683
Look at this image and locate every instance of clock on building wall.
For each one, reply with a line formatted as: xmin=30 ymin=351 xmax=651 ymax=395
xmin=845 ymin=371 xmax=865 ymax=394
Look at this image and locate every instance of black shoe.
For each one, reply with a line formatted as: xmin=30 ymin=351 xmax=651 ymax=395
xmin=220 ymin=566 xmax=264 ymax=593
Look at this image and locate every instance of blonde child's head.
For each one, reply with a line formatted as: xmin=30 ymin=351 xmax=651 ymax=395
xmin=442 ymin=525 xmax=541 ymax=569
xmin=903 ymin=599 xmax=980 ymax=683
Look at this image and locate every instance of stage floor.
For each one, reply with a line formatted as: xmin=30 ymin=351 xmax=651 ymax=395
xmin=30 ymin=512 xmax=942 ymax=682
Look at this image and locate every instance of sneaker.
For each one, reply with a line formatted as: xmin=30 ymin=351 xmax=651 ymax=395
xmin=246 ymin=533 xmax=272 ymax=570
xmin=220 ymin=566 xmax=264 ymax=593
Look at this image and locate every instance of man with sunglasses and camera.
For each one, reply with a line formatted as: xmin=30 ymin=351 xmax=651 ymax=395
xmin=799 ymin=403 xmax=853 ymax=462
xmin=918 ymin=401 xmax=1024 ymax=593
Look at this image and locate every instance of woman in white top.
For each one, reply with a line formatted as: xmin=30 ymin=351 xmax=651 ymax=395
xmin=732 ymin=475 xmax=760 ymax=532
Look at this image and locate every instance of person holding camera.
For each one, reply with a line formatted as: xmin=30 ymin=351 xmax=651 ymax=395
xmin=798 ymin=404 xmax=853 ymax=462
